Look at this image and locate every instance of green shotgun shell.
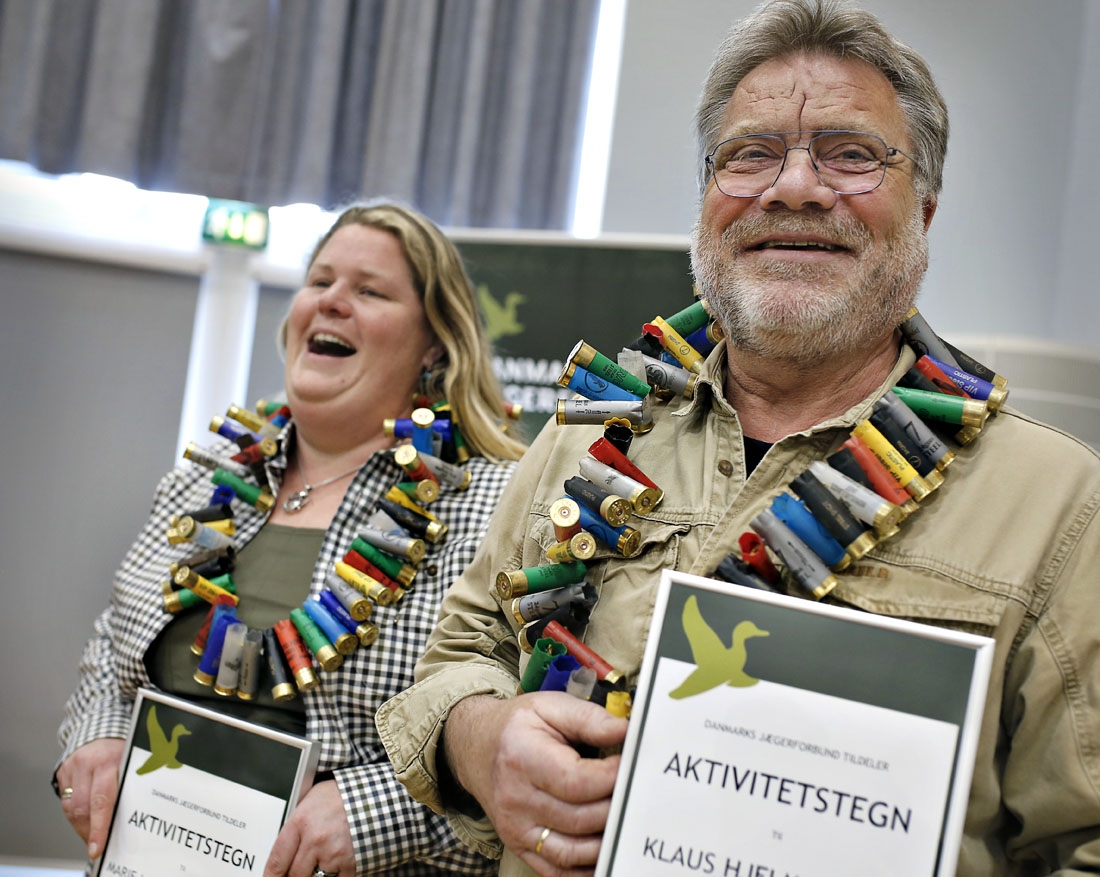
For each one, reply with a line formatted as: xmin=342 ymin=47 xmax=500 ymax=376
xmin=519 ymin=637 xmax=567 ymax=693
xmin=567 ymin=341 xmax=652 ymax=399
xmin=891 ymin=387 xmax=989 ymax=428
xmin=164 ymin=572 xmax=237 ymax=613
xmin=212 ymin=468 xmax=275 ymax=513
xmin=289 ymin=608 xmax=342 ymax=672
xmin=664 ymin=299 xmax=710 ymax=338
xmin=395 ymin=479 xmax=439 ymax=503
xmin=496 ymin=560 xmax=587 ymax=600
xmin=350 ymin=538 xmax=414 ymax=585
xmin=452 ymin=425 xmax=470 ymax=463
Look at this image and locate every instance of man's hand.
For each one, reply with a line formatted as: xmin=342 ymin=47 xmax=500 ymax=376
xmin=444 ymin=692 xmax=629 ymax=877
xmin=262 ymin=779 xmax=354 ymax=877
xmin=57 ymin=737 xmax=126 ymax=860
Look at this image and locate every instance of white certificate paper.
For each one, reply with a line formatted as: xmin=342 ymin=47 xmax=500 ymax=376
xmin=598 ymin=571 xmax=993 ymax=877
xmin=96 ymin=690 xmax=316 ymax=877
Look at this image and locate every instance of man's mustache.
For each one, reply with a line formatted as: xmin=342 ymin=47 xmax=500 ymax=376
xmin=720 ymin=212 xmax=873 ymax=252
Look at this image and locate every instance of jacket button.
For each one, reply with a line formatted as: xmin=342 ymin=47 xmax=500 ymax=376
xmin=718 ymin=459 xmax=733 ymax=476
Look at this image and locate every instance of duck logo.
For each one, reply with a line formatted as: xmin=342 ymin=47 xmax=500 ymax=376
xmin=669 ymin=596 xmax=770 ymax=699
xmin=476 ymin=284 xmax=525 ymax=342
xmin=136 ymin=705 xmax=192 ymax=775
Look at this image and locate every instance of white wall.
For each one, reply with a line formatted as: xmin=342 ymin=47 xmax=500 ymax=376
xmin=0 ymin=250 xmax=199 ymax=864
xmin=1053 ymin=0 xmax=1100 ymax=351
xmin=603 ymin=0 xmax=1097 ymax=351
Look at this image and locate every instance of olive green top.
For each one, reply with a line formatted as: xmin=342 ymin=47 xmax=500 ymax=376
xmin=146 ymin=523 xmax=326 ymax=735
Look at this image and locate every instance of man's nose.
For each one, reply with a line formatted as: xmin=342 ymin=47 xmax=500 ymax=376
xmin=759 ymin=146 xmax=839 ymax=211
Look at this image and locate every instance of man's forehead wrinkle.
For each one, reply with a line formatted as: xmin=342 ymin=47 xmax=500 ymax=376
xmin=727 ymin=83 xmax=804 ymax=135
xmin=812 ymin=77 xmax=877 ymax=109
xmin=719 ymin=54 xmax=909 ymax=150
xmin=798 ymin=91 xmax=868 ymax=127
xmin=740 ymin=63 xmax=798 ymax=102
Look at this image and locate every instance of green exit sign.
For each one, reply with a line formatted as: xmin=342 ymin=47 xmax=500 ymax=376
xmin=202 ymin=199 xmax=269 ymax=249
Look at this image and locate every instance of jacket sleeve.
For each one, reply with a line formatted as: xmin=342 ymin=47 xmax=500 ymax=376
xmin=56 ymin=604 xmax=134 ymax=763
xmin=56 ymin=466 xmax=193 ymax=767
xmin=1001 ymin=485 xmax=1100 ymax=874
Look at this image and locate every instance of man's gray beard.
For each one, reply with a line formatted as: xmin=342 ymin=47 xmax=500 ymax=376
xmin=690 ymin=208 xmax=929 ymax=365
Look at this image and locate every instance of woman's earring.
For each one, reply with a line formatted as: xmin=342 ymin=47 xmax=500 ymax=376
xmin=417 ymin=359 xmax=447 ymax=400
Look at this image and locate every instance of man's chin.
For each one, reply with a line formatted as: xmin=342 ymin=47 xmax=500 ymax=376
xmin=726 ymin=323 xmax=853 ymax=364
xmin=719 ymin=282 xmax=853 ymax=331
xmin=716 ymin=286 xmax=871 ymax=360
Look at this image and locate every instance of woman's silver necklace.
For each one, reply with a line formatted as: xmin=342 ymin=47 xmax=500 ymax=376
xmin=282 ymin=459 xmax=365 ymax=512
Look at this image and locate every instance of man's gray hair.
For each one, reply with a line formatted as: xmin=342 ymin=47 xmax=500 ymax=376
xmin=695 ymin=0 xmax=948 ymax=198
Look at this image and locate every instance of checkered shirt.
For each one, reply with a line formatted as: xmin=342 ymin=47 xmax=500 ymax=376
xmin=57 ymin=426 xmax=515 ymax=875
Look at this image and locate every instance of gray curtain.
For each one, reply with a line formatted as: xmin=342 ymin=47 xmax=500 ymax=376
xmin=0 ymin=0 xmax=600 ymax=229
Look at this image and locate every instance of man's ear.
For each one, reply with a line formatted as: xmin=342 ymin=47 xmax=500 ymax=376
xmin=922 ymin=192 xmax=937 ymax=231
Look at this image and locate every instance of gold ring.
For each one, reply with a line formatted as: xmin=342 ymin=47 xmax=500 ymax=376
xmin=534 ymin=825 xmax=551 ymax=855
xmin=60 ymin=787 xmax=74 ymax=800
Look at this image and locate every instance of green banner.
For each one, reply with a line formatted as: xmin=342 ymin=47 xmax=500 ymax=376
xmin=458 ymin=240 xmax=692 ymax=437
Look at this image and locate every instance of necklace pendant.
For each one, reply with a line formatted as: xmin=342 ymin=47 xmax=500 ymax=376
xmin=283 ymin=488 xmax=312 ymax=512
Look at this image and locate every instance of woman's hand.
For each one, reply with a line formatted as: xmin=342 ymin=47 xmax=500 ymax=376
xmin=263 ymin=779 xmax=355 ymax=877
xmin=444 ymin=692 xmax=628 ymax=877
xmin=57 ymin=738 xmax=126 ymax=859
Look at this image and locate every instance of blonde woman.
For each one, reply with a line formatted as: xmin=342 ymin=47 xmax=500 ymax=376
xmin=56 ymin=202 xmax=524 ymax=876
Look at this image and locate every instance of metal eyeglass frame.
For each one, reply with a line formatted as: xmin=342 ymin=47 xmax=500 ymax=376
xmin=704 ymin=130 xmax=917 ymax=197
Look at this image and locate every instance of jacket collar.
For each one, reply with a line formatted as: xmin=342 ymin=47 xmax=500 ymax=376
xmin=673 ymin=340 xmax=918 ymax=438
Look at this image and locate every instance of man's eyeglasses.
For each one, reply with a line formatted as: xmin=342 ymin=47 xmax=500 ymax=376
xmin=705 ymin=130 xmax=916 ymax=198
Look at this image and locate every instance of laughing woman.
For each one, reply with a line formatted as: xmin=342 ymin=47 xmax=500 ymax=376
xmin=55 ymin=202 xmax=524 ymax=876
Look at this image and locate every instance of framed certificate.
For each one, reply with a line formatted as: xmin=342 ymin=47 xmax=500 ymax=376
xmin=95 ymin=688 xmax=317 ymax=876
xmin=597 ymin=570 xmax=994 ymax=877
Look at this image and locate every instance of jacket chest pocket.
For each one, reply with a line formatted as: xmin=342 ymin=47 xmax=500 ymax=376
xmin=829 ymin=554 xmax=1012 ymax=639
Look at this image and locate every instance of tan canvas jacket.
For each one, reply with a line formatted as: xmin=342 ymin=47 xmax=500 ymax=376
xmin=379 ymin=343 xmax=1100 ymax=876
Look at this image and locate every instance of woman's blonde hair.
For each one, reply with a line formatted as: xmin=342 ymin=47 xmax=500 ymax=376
xmin=295 ymin=201 xmax=525 ymax=462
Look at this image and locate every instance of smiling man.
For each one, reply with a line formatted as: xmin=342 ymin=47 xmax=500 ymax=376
xmin=378 ymin=2 xmax=1100 ymax=875
xmin=695 ymin=57 xmax=932 ymax=368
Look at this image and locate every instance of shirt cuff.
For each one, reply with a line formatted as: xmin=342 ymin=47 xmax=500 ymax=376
xmin=56 ymin=702 xmax=133 ymax=769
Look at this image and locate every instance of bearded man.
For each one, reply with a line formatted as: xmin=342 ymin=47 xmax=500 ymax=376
xmin=379 ymin=2 xmax=1100 ymax=875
